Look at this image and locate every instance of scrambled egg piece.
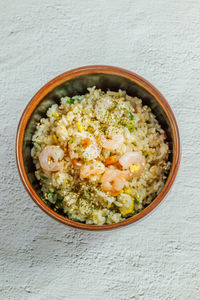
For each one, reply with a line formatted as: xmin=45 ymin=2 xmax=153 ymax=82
xmin=124 ymin=188 xmax=132 ymax=195
xmin=130 ymin=164 xmax=141 ymax=174
xmin=118 ymin=193 xmax=135 ymax=216
xmin=77 ymin=122 xmax=84 ymax=132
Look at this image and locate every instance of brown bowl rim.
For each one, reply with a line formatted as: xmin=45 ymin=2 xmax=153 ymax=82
xmin=16 ymin=65 xmax=181 ymax=231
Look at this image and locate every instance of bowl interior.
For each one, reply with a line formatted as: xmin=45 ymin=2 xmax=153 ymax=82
xmin=22 ymin=73 xmax=173 ymax=215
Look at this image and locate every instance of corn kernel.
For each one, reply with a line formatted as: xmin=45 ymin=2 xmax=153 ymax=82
xmin=130 ymin=164 xmax=141 ymax=173
xmin=124 ymin=188 xmax=132 ymax=195
xmin=65 ymin=179 xmax=68 ymax=184
xmin=52 ymin=112 xmax=59 ymax=119
xmin=77 ymin=122 xmax=84 ymax=132
xmin=52 ymin=134 xmax=58 ymax=143
xmin=148 ymin=151 xmax=152 ymax=156
xmin=116 ymin=92 xmax=119 ymax=97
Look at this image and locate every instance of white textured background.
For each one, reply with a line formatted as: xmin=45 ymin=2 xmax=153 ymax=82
xmin=0 ymin=1 xmax=200 ymax=299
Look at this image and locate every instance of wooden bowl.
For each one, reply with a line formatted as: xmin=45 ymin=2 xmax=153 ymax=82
xmin=16 ymin=65 xmax=181 ymax=230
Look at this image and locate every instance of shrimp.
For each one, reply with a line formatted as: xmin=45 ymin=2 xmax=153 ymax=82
xmin=119 ymin=151 xmax=145 ymax=177
xmin=101 ymin=169 xmax=129 ymax=195
xmin=39 ymin=145 xmax=64 ymax=172
xmin=100 ymin=133 xmax=124 ymax=151
xmin=80 ymin=161 xmax=105 ymax=179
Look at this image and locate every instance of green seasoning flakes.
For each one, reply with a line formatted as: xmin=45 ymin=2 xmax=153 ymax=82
xmin=134 ymin=197 xmax=139 ymax=205
xmin=129 ymin=112 xmax=134 ymax=120
xmin=66 ymin=98 xmax=75 ymax=104
xmin=88 ymin=126 xmax=95 ymax=133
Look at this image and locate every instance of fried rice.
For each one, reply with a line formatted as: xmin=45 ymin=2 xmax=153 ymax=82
xmin=31 ymin=87 xmax=170 ymax=225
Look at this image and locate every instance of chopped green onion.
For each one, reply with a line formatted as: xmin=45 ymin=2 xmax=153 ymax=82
xmin=68 ymin=139 xmax=74 ymax=145
xmin=147 ymin=107 xmax=151 ymax=112
xmin=47 ymin=192 xmax=64 ymax=206
xmin=56 ymin=193 xmax=64 ymax=201
xmin=55 ymin=194 xmax=64 ymax=209
xmin=47 ymin=192 xmax=56 ymax=203
xmin=134 ymin=197 xmax=139 ymax=205
xmin=40 ymin=176 xmax=47 ymax=181
xmin=66 ymin=98 xmax=75 ymax=104
xmin=129 ymin=112 xmax=134 ymax=120
xmin=127 ymin=123 xmax=135 ymax=133
xmin=55 ymin=201 xmax=63 ymax=209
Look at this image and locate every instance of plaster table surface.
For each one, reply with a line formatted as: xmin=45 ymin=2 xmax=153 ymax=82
xmin=0 ymin=1 xmax=200 ymax=299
